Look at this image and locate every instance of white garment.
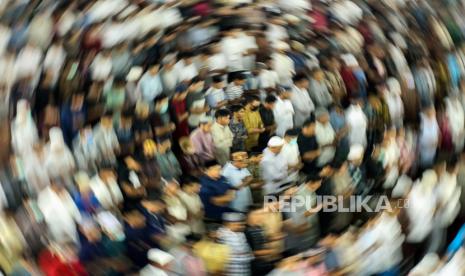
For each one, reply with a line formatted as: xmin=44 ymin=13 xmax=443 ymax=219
xmin=140 ymin=265 xmax=168 ymax=276
xmin=11 ymin=101 xmax=38 ymax=157
xmin=38 ymin=187 xmax=81 ymax=243
xmin=274 ymin=98 xmax=295 ymax=137
xmin=272 ymin=52 xmax=295 ymax=86
xmin=260 ymin=148 xmax=289 ymax=194
xmin=208 ymin=54 xmax=228 ymax=72
xmin=44 ymin=140 xmax=76 ymax=180
xmin=446 ymin=97 xmax=465 ymax=152
xmin=435 ymin=172 xmax=461 ymax=228
xmin=176 ymin=61 xmax=198 ymax=82
xmin=43 ymin=44 xmax=66 ymax=84
xmin=281 ymin=142 xmax=300 ymax=182
xmin=90 ymin=175 xmax=123 ymax=210
xmin=90 ymin=53 xmax=112 ymax=81
xmin=258 ymin=70 xmax=279 ymax=89
xmin=290 ymin=85 xmax=314 ymax=128
xmin=345 ymin=104 xmax=368 ymax=147
xmin=221 ymin=36 xmax=246 ymax=71
xmin=0 ymin=24 xmax=11 ymax=56
xmin=315 ymin=121 xmax=336 ymax=166
xmin=406 ymin=182 xmax=436 ymax=243
xmin=14 ymin=44 xmax=43 ymax=81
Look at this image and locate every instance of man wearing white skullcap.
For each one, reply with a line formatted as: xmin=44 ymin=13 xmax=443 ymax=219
xmin=140 ymin=248 xmax=175 ymax=276
xmin=260 ymin=136 xmax=291 ymax=194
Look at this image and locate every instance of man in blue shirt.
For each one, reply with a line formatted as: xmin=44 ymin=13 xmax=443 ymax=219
xmin=199 ymin=160 xmax=235 ymax=222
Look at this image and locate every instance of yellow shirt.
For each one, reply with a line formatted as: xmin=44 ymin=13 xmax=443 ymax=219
xmin=243 ymin=109 xmax=263 ymax=151
xmin=193 ymin=240 xmax=230 ymax=274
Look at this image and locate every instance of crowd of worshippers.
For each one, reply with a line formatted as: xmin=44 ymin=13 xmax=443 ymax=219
xmin=3 ymin=0 xmax=465 ymax=275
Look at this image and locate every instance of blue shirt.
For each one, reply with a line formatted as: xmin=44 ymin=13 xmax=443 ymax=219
xmin=222 ymin=163 xmax=252 ymax=213
xmin=138 ymin=72 xmax=163 ymax=102
xmin=199 ymin=176 xmax=233 ymax=220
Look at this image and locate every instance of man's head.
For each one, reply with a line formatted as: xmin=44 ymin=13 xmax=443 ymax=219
xmin=311 ymin=68 xmax=325 ymax=82
xmin=203 ymin=160 xmax=222 ymax=180
xmin=230 ymin=104 xmax=245 ymax=121
xmin=293 ymin=73 xmax=309 ymax=89
xmin=305 ymin=174 xmax=322 ymax=191
xmin=189 ymin=76 xmax=205 ymax=92
xmin=284 ymin=128 xmax=299 ymax=144
xmin=101 ymin=111 xmax=114 ymax=129
xmin=211 ymin=75 xmax=224 ymax=89
xmin=181 ymin=175 xmax=201 ymax=194
xmin=267 ymin=136 xmax=284 ymax=154
xmin=278 ymin=86 xmax=292 ymax=99
xmin=199 ymin=118 xmax=213 ymax=132
xmin=264 ymin=95 xmax=277 ymax=110
xmin=148 ymin=63 xmax=160 ymax=75
xmin=215 ymin=109 xmax=231 ymax=126
xmin=141 ymin=198 xmax=166 ymax=214
xmin=222 ymin=212 xmax=246 ymax=232
xmin=231 ymin=151 xmax=249 ymax=168
xmin=315 ymin=108 xmax=330 ymax=124
xmin=245 ymin=95 xmax=260 ymax=111
xmin=301 ymin=117 xmax=316 ymax=137
xmin=231 ymin=73 xmax=246 ymax=86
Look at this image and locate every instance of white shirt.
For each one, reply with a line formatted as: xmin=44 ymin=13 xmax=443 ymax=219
xmin=14 ymin=44 xmax=43 ymax=81
xmin=281 ymin=142 xmax=300 ymax=182
xmin=176 ymin=61 xmax=199 ymax=82
xmin=221 ymin=36 xmax=246 ymax=71
xmin=345 ymin=104 xmax=368 ymax=147
xmin=258 ymin=70 xmax=279 ymax=89
xmin=272 ymin=52 xmax=295 ymax=86
xmin=260 ymin=148 xmax=289 ymax=194
xmin=140 ymin=265 xmax=169 ymax=276
xmin=90 ymin=175 xmax=123 ymax=210
xmin=90 ymin=53 xmax=112 ymax=81
xmin=208 ymin=53 xmax=228 ymax=71
xmin=315 ymin=121 xmax=336 ymax=166
xmin=274 ymin=97 xmax=295 ymax=137
xmin=290 ymin=85 xmax=315 ymax=127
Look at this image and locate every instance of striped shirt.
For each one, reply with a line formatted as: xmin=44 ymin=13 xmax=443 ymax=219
xmin=225 ymin=83 xmax=244 ymax=101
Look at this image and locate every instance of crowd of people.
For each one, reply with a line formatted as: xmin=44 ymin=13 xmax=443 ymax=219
xmin=2 ymin=0 xmax=465 ymax=275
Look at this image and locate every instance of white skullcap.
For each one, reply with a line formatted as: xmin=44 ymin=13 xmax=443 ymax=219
xmin=348 ymin=144 xmax=364 ymax=161
xmin=340 ymin=53 xmax=359 ymax=67
xmin=275 ymin=41 xmax=290 ymax=51
xmin=126 ymin=66 xmax=143 ymax=82
xmin=268 ymin=136 xmax=285 ymax=147
xmin=147 ymin=249 xmax=174 ymax=265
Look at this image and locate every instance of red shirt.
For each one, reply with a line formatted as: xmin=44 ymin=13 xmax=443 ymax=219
xmin=39 ymin=250 xmax=88 ymax=276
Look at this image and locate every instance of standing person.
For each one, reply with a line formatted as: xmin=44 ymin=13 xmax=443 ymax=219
xmin=274 ymin=87 xmax=295 ymax=137
xmin=315 ymin=108 xmax=336 ymax=168
xmin=178 ymin=175 xmax=205 ymax=234
xmin=93 ymin=111 xmax=120 ymax=165
xmin=44 ymin=127 xmax=76 ymax=182
xmin=258 ymin=95 xmax=277 ymax=151
xmin=151 ymin=95 xmax=176 ymax=142
xmin=272 ymin=41 xmax=295 ymax=86
xmin=225 ymin=73 xmax=246 ymax=102
xmin=73 ymin=126 xmax=100 ymax=173
xmin=170 ymin=85 xmax=190 ymax=141
xmin=285 ymin=175 xmax=322 ymax=254
xmin=229 ymin=104 xmax=248 ymax=152
xmin=38 ymin=180 xmax=82 ymax=244
xmin=309 ymin=68 xmax=333 ymax=108
xmin=297 ymin=118 xmax=320 ymax=177
xmin=89 ymin=164 xmax=124 ymax=211
xmin=222 ymin=151 xmax=254 ymax=213
xmin=281 ymin=129 xmax=301 ymax=183
xmin=136 ymin=63 xmax=164 ymax=104
xmin=260 ymin=136 xmax=290 ymax=195
xmin=419 ymin=106 xmax=440 ymax=169
xmin=345 ymin=98 xmax=368 ymax=148
xmin=190 ymin=117 xmax=216 ymax=164
xmin=186 ymin=77 xmax=209 ymax=130
xmin=243 ymin=96 xmax=265 ymax=151
xmin=211 ymin=109 xmax=234 ymax=165
xmin=140 ymin=249 xmax=175 ymax=276
xmin=199 ymin=161 xmax=235 ymax=222
xmin=206 ymin=75 xmax=227 ymax=110
xmin=60 ymin=92 xmax=87 ymax=147
xmin=217 ymin=213 xmax=254 ymax=276
xmin=11 ymin=99 xmax=38 ymax=157
xmin=445 ymin=93 xmax=465 ymax=153
xmin=156 ymin=139 xmax=182 ymax=181
xmin=290 ymin=73 xmax=314 ymax=128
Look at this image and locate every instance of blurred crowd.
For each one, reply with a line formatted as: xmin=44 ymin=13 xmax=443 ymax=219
xmin=2 ymin=0 xmax=465 ymax=275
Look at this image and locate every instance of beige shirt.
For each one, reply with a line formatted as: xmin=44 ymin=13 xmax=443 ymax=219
xmin=211 ymin=122 xmax=233 ymax=149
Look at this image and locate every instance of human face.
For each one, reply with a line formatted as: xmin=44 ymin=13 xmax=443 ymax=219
xmin=201 ymin=122 xmax=212 ymax=132
xmin=302 ymin=123 xmax=315 ymax=136
xmin=317 ymin=114 xmax=329 ymax=124
xmin=250 ymin=100 xmax=260 ymax=111
xmin=101 ymin=116 xmax=113 ymax=129
xmin=232 ymin=152 xmax=248 ymax=168
xmin=205 ymin=165 xmax=222 ymax=179
xmin=226 ymin=221 xmax=245 ymax=232
xmin=213 ymin=81 xmax=224 ymax=89
xmin=149 ymin=65 xmax=160 ymax=75
xmin=218 ymin=115 xmax=230 ymax=126
xmin=306 ymin=180 xmax=322 ymax=191
xmin=234 ymin=109 xmax=245 ymax=120
xmin=269 ymin=145 xmax=282 ymax=154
